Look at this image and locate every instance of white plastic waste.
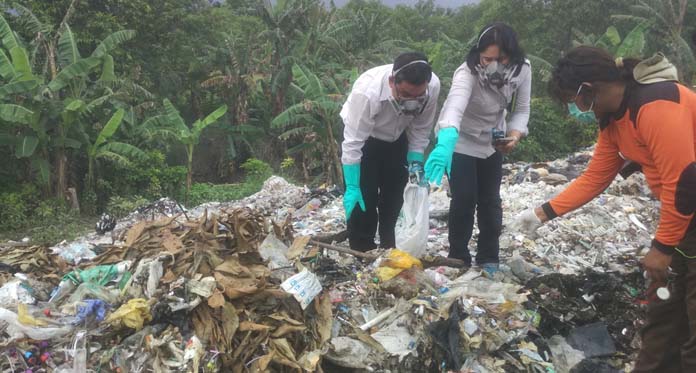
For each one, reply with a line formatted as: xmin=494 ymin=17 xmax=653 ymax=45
xmin=395 ymin=183 xmax=429 ymax=257
xmin=281 ymin=269 xmax=322 ymax=309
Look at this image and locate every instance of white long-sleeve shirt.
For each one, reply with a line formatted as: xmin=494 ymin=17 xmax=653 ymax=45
xmin=437 ymin=61 xmax=531 ymax=158
xmin=340 ymin=64 xmax=441 ymax=165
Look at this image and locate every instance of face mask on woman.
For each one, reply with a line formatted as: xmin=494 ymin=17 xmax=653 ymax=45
xmin=568 ymin=102 xmax=596 ymax=123
xmin=567 ymin=84 xmax=596 ymax=124
xmin=476 ymin=61 xmax=508 ymax=89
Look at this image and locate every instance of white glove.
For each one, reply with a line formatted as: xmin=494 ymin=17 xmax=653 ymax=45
xmin=511 ymin=208 xmax=543 ymax=236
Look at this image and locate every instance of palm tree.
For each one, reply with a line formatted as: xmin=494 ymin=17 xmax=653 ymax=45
xmin=82 ymin=109 xmax=147 ymax=191
xmin=573 ymin=23 xmax=649 ymax=58
xmin=142 ymin=99 xmax=227 ymax=200
xmin=613 ymin=0 xmax=694 ymax=82
xmin=0 ymin=9 xmax=136 ymax=196
xmin=254 ymin=0 xmax=317 ymax=116
xmin=272 ymin=64 xmax=351 ymax=184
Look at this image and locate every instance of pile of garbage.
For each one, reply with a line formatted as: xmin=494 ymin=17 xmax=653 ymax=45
xmin=0 ymin=149 xmax=653 ymax=372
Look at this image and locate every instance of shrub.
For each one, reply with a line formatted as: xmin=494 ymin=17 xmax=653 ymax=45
xmin=508 ymin=97 xmax=598 ymax=162
xmin=103 ymin=151 xmax=187 ymax=203
xmin=186 ymin=180 xmax=265 ymax=207
xmin=107 ymin=195 xmax=150 ymax=218
xmin=0 ymin=192 xmax=29 ymax=230
xmin=0 ymin=184 xmax=43 ymax=230
xmin=241 ymin=158 xmax=272 ymax=179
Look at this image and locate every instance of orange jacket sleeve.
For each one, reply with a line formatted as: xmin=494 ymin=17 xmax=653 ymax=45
xmin=544 ymin=130 xmax=623 ymax=218
xmin=636 ymin=101 xmax=696 ymax=252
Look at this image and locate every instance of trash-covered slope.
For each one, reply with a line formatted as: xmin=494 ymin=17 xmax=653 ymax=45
xmin=0 ymin=150 xmax=654 ymax=373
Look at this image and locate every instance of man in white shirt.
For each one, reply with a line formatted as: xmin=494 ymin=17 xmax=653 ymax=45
xmin=340 ymin=52 xmax=440 ymax=251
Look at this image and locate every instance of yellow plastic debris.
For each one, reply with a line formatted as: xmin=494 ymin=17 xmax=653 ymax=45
xmin=383 ymin=249 xmax=423 ymax=269
xmin=17 ymin=303 xmax=48 ymax=327
xmin=105 ymin=298 xmax=152 ymax=330
xmin=376 ymin=249 xmax=423 ymax=282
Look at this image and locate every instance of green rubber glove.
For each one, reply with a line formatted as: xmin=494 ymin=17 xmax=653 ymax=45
xmin=343 ymin=164 xmax=366 ymax=221
xmin=424 ymin=127 xmax=459 ymax=185
xmin=407 ymin=151 xmax=424 ymax=163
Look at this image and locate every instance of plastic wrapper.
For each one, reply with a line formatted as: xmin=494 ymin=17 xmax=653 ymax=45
xmin=0 ymin=279 xmax=36 ymax=306
xmin=17 ymin=303 xmax=48 ymax=326
xmin=64 ymin=261 xmax=131 ymax=286
xmin=375 ymin=249 xmax=423 ymax=282
xmin=55 ymin=242 xmax=96 ymax=264
xmin=281 ymin=269 xmax=322 ymax=309
xmin=105 ymin=298 xmax=152 ymax=330
xmin=65 ymin=283 xmax=121 ymax=305
xmin=0 ymin=307 xmax=72 ymax=340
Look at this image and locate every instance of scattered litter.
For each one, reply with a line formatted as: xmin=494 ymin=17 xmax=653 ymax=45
xmin=281 ymin=268 xmax=323 ymax=309
xmin=0 ymin=153 xmax=651 ymax=372
xmin=567 ymin=322 xmax=617 ymax=358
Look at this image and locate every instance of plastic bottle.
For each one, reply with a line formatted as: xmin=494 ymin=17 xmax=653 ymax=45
xmin=48 ymin=280 xmax=76 ymax=305
xmin=295 ymin=198 xmax=322 ymax=217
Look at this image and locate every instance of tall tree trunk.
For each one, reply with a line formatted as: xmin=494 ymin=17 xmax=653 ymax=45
xmin=324 ymin=120 xmax=342 ymax=185
xmin=47 ymin=42 xmax=68 ymax=198
xmin=50 ymin=0 xmax=80 ymax=197
xmin=56 ymin=151 xmax=67 ymax=198
xmin=186 ymin=146 xmax=193 ymax=204
xmin=301 ymin=153 xmax=310 ymax=183
xmin=87 ymin=156 xmax=94 ymax=193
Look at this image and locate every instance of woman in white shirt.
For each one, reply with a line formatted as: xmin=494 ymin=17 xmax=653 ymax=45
xmin=425 ymin=23 xmax=532 ymax=273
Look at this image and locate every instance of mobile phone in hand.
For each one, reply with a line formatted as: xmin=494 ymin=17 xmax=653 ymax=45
xmin=494 ymin=137 xmax=516 ymax=145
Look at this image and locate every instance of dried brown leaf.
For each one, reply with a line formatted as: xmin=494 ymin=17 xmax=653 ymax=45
xmin=286 ymin=235 xmax=310 ymax=260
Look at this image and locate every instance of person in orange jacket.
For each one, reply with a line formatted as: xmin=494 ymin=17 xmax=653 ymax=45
xmin=512 ymin=46 xmax=695 ymax=372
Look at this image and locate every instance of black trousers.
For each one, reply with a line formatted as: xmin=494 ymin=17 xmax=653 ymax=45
xmin=347 ymin=135 xmax=408 ymax=251
xmin=634 ymin=226 xmax=696 ymax=372
xmin=448 ymin=151 xmax=503 ymax=265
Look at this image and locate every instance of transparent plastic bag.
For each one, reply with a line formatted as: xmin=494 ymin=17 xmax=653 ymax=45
xmin=395 ymin=183 xmax=429 ymax=257
xmin=0 ymin=307 xmax=72 ymax=340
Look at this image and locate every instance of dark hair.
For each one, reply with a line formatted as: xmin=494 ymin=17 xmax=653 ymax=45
xmin=392 ymin=52 xmax=432 ymax=85
xmin=466 ymin=22 xmax=526 ymax=75
xmin=548 ymin=46 xmax=640 ymax=104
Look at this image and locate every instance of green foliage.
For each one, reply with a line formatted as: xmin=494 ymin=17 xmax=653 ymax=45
xmin=186 ymin=181 xmax=265 ymax=208
xmin=106 ymin=195 xmax=149 ymax=218
xmin=106 ymin=151 xmax=187 ymax=201
xmin=509 ymin=98 xmax=598 ymax=162
xmin=0 ymin=184 xmax=72 ymax=232
xmin=240 ymin=158 xmax=273 ymax=179
xmin=0 ymin=192 xmax=30 ymax=230
xmin=573 ymin=22 xmax=648 ymax=58
xmin=0 ymin=0 xmax=694 ymax=243
xmin=280 ymin=157 xmax=295 ymax=169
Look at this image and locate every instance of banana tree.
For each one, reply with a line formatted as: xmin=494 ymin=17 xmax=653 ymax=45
xmin=81 ymin=109 xmax=146 ymax=191
xmin=142 ymin=99 xmax=227 ymax=199
xmin=272 ymin=64 xmax=349 ymax=184
xmin=613 ymin=0 xmax=694 ymax=83
xmin=573 ymin=22 xmax=649 ymax=58
xmin=0 ymin=10 xmax=136 ymax=195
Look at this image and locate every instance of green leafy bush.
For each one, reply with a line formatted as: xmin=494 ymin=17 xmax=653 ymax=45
xmin=0 ymin=186 xmax=91 ymax=244
xmin=0 ymin=192 xmax=29 ymax=230
xmin=509 ymin=98 xmax=598 ymax=162
xmin=241 ymin=158 xmax=273 ymax=179
xmin=84 ymin=151 xmax=187 ymax=213
xmin=107 ymin=195 xmax=150 ymax=218
xmin=0 ymin=184 xmax=42 ymax=230
xmin=109 ymin=151 xmax=187 ymax=200
xmin=186 ymin=180 xmax=265 ymax=207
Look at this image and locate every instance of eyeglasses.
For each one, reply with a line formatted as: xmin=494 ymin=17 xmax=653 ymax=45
xmin=395 ymin=86 xmax=429 ymax=102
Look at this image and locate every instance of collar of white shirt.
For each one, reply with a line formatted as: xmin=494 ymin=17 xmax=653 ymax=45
xmin=379 ymin=65 xmax=394 ymax=102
